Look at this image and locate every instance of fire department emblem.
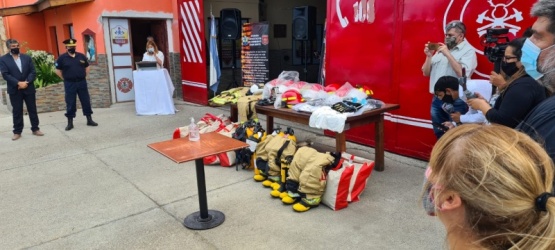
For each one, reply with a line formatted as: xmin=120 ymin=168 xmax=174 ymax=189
xmin=444 ymin=0 xmax=530 ymax=77
xmin=117 ymin=77 xmax=133 ymax=93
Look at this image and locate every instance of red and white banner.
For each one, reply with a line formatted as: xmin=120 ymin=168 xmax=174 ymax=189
xmin=179 ymin=0 xmax=208 ymax=105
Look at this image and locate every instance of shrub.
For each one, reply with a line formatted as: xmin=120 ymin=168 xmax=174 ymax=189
xmin=27 ymin=50 xmax=62 ymax=88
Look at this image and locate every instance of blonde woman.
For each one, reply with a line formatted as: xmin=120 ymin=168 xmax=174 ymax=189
xmin=423 ymin=124 xmax=555 ymax=249
xmin=142 ymin=40 xmax=164 ymax=68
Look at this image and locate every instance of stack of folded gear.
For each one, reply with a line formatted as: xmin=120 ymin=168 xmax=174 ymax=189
xmin=232 ymin=119 xmax=266 ymax=170
xmin=280 ymin=148 xmax=342 ymax=212
xmin=254 ymin=127 xmax=298 ymax=187
xmin=209 ymin=87 xmax=250 ymax=106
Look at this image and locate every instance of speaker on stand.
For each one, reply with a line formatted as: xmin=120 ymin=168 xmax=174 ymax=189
xmin=220 ymin=8 xmax=242 ymax=89
xmin=292 ymin=6 xmax=316 ymax=81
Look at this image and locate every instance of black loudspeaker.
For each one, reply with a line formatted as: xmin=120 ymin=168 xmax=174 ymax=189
xmin=220 ymin=8 xmax=241 ymax=40
xmin=292 ymin=6 xmax=316 ymax=41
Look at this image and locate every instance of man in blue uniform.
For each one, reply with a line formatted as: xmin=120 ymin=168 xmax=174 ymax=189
xmin=55 ymin=38 xmax=98 ymax=131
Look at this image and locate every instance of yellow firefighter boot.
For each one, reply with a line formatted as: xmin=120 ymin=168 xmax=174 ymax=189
xmin=293 ymin=203 xmax=311 ymax=212
xmin=293 ymin=198 xmax=321 ymax=212
xmin=270 ymin=189 xmax=282 ymax=198
xmin=263 ymin=176 xmax=279 ymax=188
xmin=253 ymin=167 xmax=266 ymax=182
xmin=262 ymin=180 xmax=273 ymax=188
xmin=270 ymin=182 xmax=281 ymax=190
xmin=281 ymin=196 xmax=297 ymax=205
xmin=281 ymin=191 xmax=300 ymax=205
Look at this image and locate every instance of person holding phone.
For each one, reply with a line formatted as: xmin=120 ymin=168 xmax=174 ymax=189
xmin=421 ymin=20 xmax=477 ymax=139
xmin=142 ymin=40 xmax=164 ymax=69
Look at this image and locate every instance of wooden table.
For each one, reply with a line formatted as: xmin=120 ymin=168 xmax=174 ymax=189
xmin=230 ymin=104 xmax=400 ymax=171
xmin=148 ymin=132 xmax=248 ymax=230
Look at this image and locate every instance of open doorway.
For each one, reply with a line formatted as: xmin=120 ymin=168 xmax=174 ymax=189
xmin=130 ymin=19 xmax=169 ymax=72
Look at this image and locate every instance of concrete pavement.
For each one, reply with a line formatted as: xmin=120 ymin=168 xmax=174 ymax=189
xmin=0 ymin=99 xmax=444 ymax=249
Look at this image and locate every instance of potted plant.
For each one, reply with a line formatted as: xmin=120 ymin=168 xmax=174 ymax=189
xmin=27 ymin=50 xmax=62 ymax=88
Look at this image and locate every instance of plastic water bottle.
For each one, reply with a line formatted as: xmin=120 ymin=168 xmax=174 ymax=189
xmin=188 ymin=117 xmax=200 ymax=141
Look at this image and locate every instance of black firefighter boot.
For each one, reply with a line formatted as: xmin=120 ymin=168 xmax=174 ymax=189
xmin=65 ymin=117 xmax=74 ymax=131
xmin=86 ymin=115 xmax=98 ymax=126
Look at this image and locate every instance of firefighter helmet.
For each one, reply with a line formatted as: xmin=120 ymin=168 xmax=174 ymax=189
xmin=281 ymin=89 xmax=304 ymax=108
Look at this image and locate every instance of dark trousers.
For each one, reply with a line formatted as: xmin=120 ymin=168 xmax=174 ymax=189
xmin=64 ymin=80 xmax=93 ymax=118
xmin=9 ymin=90 xmax=40 ymax=134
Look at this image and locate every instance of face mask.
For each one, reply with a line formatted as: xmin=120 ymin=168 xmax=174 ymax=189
xmin=148 ymin=48 xmax=154 ymax=53
xmin=444 ymin=36 xmax=457 ymax=49
xmin=423 ymin=167 xmax=439 ymax=216
xmin=501 ymin=61 xmax=519 ymax=77
xmin=521 ymin=38 xmax=546 ymax=80
xmin=68 ymin=48 xmax=76 ymax=54
xmin=10 ymin=48 xmax=19 ymax=55
xmin=441 ymin=94 xmax=454 ymax=104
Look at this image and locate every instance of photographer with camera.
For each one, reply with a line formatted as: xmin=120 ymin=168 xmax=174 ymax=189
xmin=422 ymin=20 xmax=477 ymax=139
xmin=485 ymin=27 xmax=534 ymax=106
xmin=468 ymin=38 xmax=546 ymax=128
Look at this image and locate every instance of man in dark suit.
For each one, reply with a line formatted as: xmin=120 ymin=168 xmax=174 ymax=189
xmin=0 ymin=39 xmax=43 ymax=140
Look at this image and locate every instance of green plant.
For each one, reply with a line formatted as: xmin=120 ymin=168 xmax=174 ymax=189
xmin=27 ymin=50 xmax=62 ymax=88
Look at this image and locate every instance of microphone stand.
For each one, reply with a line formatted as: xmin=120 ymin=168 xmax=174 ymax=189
xmin=303 ymin=40 xmax=308 ymax=81
xmin=230 ymin=39 xmax=239 ymax=89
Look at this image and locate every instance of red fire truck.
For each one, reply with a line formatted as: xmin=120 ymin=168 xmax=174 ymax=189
xmin=178 ymin=0 xmax=535 ymax=160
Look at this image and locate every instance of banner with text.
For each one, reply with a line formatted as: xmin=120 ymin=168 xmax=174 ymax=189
xmin=241 ymin=22 xmax=269 ymax=87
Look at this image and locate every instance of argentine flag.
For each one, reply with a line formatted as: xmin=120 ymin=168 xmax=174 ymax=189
xmin=209 ymin=14 xmax=221 ymax=93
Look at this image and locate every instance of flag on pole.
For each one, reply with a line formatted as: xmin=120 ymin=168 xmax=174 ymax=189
xmin=209 ymin=14 xmax=221 ymax=93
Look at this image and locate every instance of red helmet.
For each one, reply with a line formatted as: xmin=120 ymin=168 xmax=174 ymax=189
xmin=324 ymin=83 xmax=341 ymax=92
xmin=281 ymin=89 xmax=304 ymax=108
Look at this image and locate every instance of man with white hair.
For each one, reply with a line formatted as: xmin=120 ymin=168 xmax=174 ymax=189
xmin=517 ymin=0 xmax=555 ymax=161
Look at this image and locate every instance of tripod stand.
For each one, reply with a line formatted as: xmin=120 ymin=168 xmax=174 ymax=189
xmin=228 ymin=39 xmax=239 ymax=89
xmin=491 ymin=58 xmax=502 ymax=96
xmin=302 ymin=40 xmax=308 ymax=81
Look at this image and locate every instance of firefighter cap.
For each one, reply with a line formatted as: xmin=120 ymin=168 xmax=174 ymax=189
xmin=63 ymin=38 xmax=77 ymax=47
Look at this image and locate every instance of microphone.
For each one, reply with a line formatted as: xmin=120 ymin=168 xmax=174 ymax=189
xmin=442 ymin=103 xmax=455 ymax=114
xmin=460 ymin=68 xmax=477 ymax=99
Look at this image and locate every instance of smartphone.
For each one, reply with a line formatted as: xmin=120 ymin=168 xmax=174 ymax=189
xmin=427 ymin=43 xmax=440 ymax=51
xmin=432 ymin=122 xmax=449 ymax=132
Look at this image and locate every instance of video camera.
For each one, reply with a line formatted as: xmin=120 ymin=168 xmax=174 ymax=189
xmin=483 ymin=28 xmax=510 ymax=67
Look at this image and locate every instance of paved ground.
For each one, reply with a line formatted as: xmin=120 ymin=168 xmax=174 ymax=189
xmin=0 ymin=99 xmax=444 ymax=249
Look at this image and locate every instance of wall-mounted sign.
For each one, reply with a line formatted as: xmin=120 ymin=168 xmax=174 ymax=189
xmin=241 ymin=22 xmax=269 ymax=87
xmin=111 ymin=25 xmax=129 ymax=46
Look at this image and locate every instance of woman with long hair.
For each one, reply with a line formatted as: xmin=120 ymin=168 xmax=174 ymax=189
xmin=423 ymin=124 xmax=555 ymax=249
